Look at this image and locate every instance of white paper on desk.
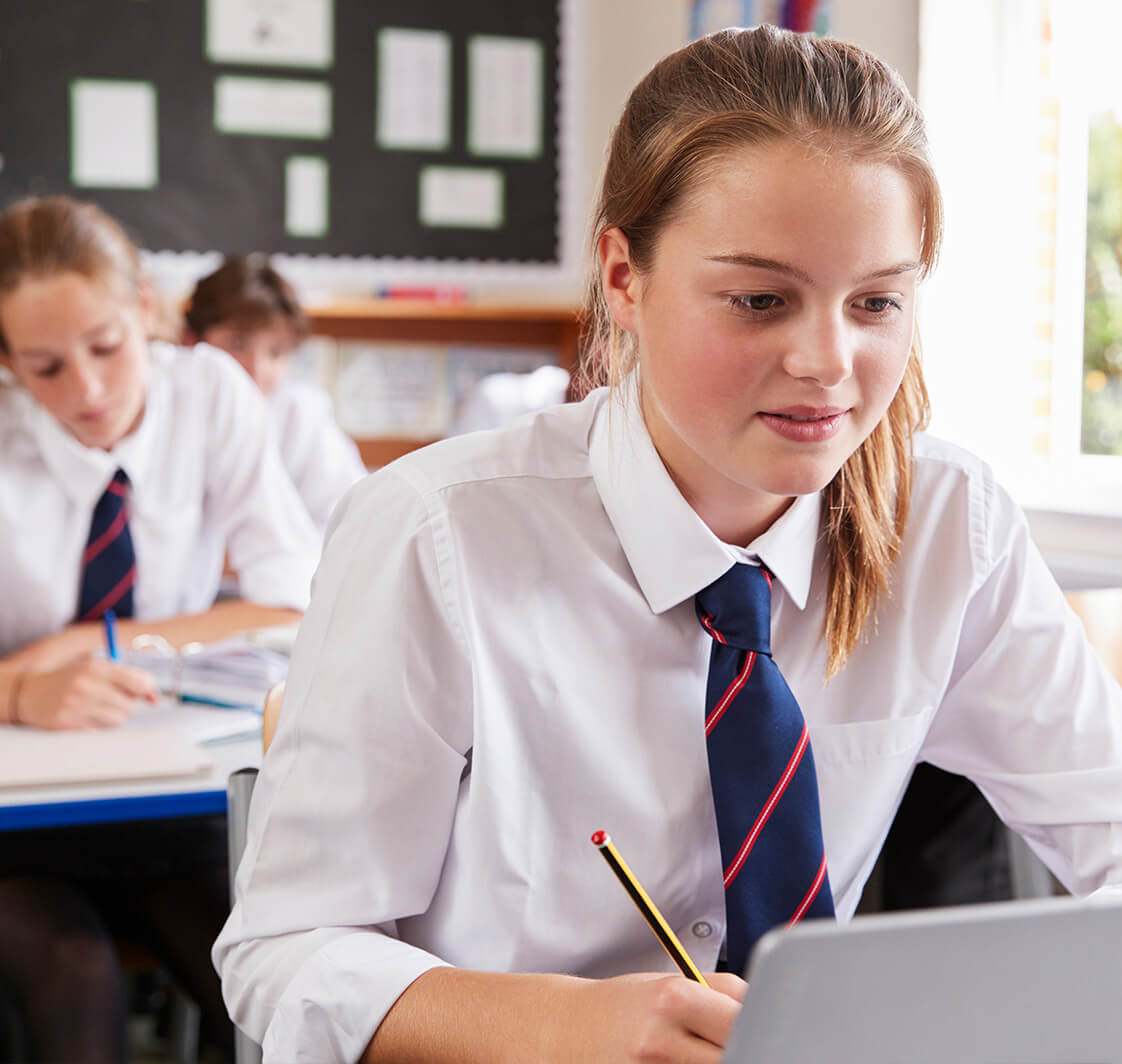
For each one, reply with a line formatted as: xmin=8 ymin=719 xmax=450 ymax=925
xmin=125 ymin=701 xmax=263 ymax=746
xmin=0 ymin=727 xmax=212 ymax=789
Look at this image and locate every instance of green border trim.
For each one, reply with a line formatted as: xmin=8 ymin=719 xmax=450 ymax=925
xmin=203 ymin=0 xmax=334 ymax=71
xmin=285 ymin=155 xmax=330 ymax=238
xmin=465 ymin=35 xmax=545 ymax=161
xmin=213 ymin=75 xmax=332 ymax=139
xmin=418 ymin=166 xmax=505 ymax=230
xmin=374 ymin=27 xmax=452 ymax=153
xmin=69 ymin=78 xmax=158 ymax=189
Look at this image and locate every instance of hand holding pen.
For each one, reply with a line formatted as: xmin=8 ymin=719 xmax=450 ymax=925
xmin=2 ymin=611 xmax=157 ymax=730
xmin=570 ymin=831 xmax=747 ymax=1061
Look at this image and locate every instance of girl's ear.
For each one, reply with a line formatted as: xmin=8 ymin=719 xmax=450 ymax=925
xmin=598 ymin=227 xmax=643 ymax=333
xmin=135 ymin=278 xmax=158 ymax=338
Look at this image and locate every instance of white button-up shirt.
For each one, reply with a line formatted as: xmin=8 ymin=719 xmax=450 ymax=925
xmin=269 ymin=382 xmax=366 ymax=536
xmin=0 ymin=342 xmax=320 ymax=656
xmin=215 ymin=379 xmax=1122 ymax=1063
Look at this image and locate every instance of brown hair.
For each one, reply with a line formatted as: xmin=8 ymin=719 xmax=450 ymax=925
xmin=0 ymin=196 xmax=144 ymax=352
xmin=582 ymin=25 xmax=939 ymax=677
xmin=184 ymin=254 xmax=307 ymax=342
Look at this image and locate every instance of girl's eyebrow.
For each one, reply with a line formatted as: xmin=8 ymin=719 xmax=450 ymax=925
xmin=706 ymin=252 xmax=921 ymax=286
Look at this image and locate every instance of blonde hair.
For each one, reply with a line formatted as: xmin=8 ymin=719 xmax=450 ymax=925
xmin=0 ymin=196 xmax=144 ymax=353
xmin=581 ymin=26 xmax=939 ymax=677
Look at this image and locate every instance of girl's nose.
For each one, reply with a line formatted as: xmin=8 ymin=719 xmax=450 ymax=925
xmin=72 ymin=361 xmax=105 ymax=403
xmin=782 ymin=312 xmax=854 ymax=388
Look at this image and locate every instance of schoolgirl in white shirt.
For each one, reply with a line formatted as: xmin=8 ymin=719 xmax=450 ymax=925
xmin=0 ymin=196 xmax=320 ymax=1061
xmin=184 ymin=255 xmax=366 ymax=536
xmin=215 ymin=27 xmax=1122 ymax=1064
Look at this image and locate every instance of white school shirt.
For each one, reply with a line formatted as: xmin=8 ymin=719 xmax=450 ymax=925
xmin=215 ymin=377 xmax=1122 ymax=1063
xmin=269 ymin=383 xmax=366 ymax=535
xmin=0 ymin=341 xmax=320 ymax=657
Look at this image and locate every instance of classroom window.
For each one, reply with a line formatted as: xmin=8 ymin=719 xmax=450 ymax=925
xmin=1080 ymin=93 xmax=1122 ymax=454
xmin=919 ymin=0 xmax=1122 ymax=526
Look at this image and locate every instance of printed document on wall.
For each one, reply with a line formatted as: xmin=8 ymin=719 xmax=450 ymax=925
xmin=205 ymin=0 xmax=334 ymax=69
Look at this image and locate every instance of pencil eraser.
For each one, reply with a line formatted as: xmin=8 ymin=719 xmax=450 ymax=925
xmin=591 ymin=830 xmax=608 ymax=846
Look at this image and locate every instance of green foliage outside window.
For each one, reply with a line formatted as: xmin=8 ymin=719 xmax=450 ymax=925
xmin=1082 ymin=112 xmax=1122 ymax=454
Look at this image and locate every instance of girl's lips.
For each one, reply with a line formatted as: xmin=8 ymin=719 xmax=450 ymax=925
xmin=758 ymin=409 xmax=846 ymax=442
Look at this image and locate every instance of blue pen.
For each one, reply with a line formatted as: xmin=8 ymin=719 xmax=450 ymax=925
xmin=103 ymin=609 xmax=119 ymax=661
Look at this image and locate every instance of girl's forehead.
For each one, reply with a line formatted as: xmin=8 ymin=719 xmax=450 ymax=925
xmin=672 ymin=142 xmax=922 ymax=239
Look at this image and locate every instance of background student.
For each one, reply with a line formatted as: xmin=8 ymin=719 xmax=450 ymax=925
xmin=184 ymin=254 xmax=366 ymax=536
xmin=216 ymin=27 xmax=1122 ymax=1063
xmin=0 ymin=195 xmax=320 ymax=1061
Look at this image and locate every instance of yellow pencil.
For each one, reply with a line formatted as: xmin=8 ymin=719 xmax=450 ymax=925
xmin=591 ymin=830 xmax=710 ymax=986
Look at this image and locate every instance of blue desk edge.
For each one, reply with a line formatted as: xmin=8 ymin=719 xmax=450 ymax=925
xmin=0 ymin=790 xmax=228 ymax=831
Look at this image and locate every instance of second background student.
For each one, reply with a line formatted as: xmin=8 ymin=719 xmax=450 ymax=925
xmin=184 ymin=254 xmax=366 ymax=536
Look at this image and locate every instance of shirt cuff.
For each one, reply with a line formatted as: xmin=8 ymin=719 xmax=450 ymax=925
xmin=262 ymin=931 xmax=449 ymax=1063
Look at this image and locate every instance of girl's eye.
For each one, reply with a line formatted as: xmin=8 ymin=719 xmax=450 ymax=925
xmin=859 ymin=296 xmax=902 ymax=315
xmin=91 ymin=342 xmax=121 ymax=357
xmin=34 ymin=363 xmax=63 ymax=379
xmin=732 ymin=293 xmax=784 ymax=314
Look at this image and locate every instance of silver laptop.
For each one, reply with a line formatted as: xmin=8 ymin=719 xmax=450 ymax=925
xmin=723 ymin=894 xmax=1122 ymax=1063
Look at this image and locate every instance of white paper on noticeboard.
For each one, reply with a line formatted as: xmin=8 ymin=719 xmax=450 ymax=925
xmin=205 ymin=0 xmax=334 ymax=69
xmin=467 ymin=36 xmax=544 ymax=159
xmin=71 ymin=80 xmax=158 ymax=188
xmin=285 ymin=155 xmax=329 ymax=237
xmin=376 ymin=28 xmax=451 ymax=151
xmin=418 ymin=167 xmax=504 ymax=229
xmin=214 ymin=75 xmax=331 ymax=138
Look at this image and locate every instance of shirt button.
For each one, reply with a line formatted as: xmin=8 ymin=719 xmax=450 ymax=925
xmin=691 ymin=921 xmax=714 ymax=939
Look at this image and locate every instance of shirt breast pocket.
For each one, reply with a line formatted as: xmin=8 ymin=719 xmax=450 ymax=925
xmin=808 ymin=709 xmax=933 ymax=767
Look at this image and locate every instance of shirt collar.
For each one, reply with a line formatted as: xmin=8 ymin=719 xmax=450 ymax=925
xmin=589 ymin=372 xmax=820 ymax=614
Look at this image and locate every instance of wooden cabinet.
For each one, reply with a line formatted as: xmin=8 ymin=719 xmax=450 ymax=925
xmin=306 ymin=300 xmax=583 ymax=467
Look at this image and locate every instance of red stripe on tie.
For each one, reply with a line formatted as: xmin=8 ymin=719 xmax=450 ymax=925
xmin=700 ymin=612 xmax=727 ymax=645
xmin=723 ymin=722 xmax=810 ymax=888
xmin=106 ymin=479 xmax=128 ymax=497
xmin=81 ymin=505 xmax=130 ymax=565
xmin=80 ymin=566 xmax=136 ymax=621
xmin=705 ymin=651 xmax=756 ymax=735
xmin=788 ymin=853 xmax=829 ymax=926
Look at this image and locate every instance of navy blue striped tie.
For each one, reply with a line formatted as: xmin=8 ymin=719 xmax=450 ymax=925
xmin=76 ymin=469 xmax=136 ymax=621
xmin=696 ymin=563 xmax=834 ymax=974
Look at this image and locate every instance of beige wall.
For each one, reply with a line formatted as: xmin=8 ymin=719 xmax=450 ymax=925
xmin=531 ymin=0 xmax=922 ymax=303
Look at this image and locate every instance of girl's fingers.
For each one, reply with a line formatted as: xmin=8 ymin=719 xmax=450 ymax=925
xmin=108 ymin=663 xmax=160 ymax=702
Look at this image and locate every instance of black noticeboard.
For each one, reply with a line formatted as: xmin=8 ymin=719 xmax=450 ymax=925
xmin=0 ymin=0 xmax=563 ymax=264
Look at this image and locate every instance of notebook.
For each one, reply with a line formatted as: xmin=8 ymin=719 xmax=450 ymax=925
xmin=0 ymin=726 xmax=213 ymax=788
xmin=120 ymin=635 xmax=288 ymax=709
xmin=722 ymin=894 xmax=1122 ymax=1064
xmin=123 ymin=698 xmax=263 ymax=745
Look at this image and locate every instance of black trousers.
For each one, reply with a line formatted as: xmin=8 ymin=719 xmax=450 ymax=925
xmin=0 ymin=815 xmax=233 ymax=1064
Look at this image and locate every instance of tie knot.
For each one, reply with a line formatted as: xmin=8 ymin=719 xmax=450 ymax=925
xmin=695 ymin=563 xmax=772 ymax=653
xmin=107 ymin=468 xmax=130 ymax=497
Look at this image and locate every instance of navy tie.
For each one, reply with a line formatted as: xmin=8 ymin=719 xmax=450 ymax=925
xmin=696 ymin=563 xmax=834 ymax=974
xmin=76 ymin=469 xmax=136 ymax=621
